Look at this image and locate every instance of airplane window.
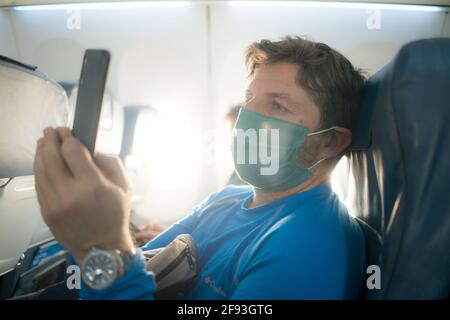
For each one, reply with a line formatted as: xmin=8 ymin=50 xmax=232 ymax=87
xmin=330 ymin=156 xmax=352 ymax=214
xmin=99 ymin=94 xmax=114 ymax=130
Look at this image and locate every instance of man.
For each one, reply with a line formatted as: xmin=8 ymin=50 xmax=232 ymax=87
xmin=34 ymin=36 xmax=366 ymax=299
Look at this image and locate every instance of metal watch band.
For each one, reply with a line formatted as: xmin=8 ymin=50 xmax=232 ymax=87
xmin=117 ymin=248 xmax=139 ymax=276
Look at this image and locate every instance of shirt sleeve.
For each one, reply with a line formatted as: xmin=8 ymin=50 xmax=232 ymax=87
xmin=80 ymin=252 xmax=156 ymax=300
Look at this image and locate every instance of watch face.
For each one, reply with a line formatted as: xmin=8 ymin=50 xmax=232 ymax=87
xmin=82 ymin=250 xmax=120 ymax=290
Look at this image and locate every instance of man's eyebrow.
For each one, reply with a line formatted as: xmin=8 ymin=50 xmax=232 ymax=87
xmin=266 ymin=92 xmax=306 ymax=111
xmin=265 ymin=92 xmax=292 ymax=101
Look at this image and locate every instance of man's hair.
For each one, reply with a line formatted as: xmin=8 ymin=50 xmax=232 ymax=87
xmin=245 ymin=36 xmax=366 ymax=134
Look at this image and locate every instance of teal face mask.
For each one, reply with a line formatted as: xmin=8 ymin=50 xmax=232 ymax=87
xmin=231 ymin=108 xmax=336 ymax=192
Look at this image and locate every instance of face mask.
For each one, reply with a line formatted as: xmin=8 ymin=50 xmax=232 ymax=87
xmin=231 ymin=108 xmax=337 ymax=192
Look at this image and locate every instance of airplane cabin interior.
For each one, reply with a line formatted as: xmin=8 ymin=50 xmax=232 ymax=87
xmin=0 ymin=0 xmax=449 ymax=301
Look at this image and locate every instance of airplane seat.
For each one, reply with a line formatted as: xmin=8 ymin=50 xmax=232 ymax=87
xmin=0 ymin=57 xmax=69 ymax=178
xmin=344 ymin=38 xmax=450 ymax=299
xmin=0 ymin=55 xmax=70 ymax=298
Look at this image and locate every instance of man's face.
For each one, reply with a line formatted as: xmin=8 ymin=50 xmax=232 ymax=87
xmin=244 ymin=62 xmax=323 ymax=166
xmin=244 ymin=62 xmax=321 ymax=133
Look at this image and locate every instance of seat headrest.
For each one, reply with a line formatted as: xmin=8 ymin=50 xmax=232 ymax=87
xmin=346 ymin=38 xmax=450 ymax=299
xmin=0 ymin=56 xmax=69 ymax=178
xmin=351 ymin=38 xmax=450 ymax=151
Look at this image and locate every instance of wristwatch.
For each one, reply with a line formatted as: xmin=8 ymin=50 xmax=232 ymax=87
xmin=81 ymin=247 xmax=137 ymax=290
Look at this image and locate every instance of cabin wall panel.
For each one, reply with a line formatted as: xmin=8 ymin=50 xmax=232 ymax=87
xmin=0 ymin=9 xmax=18 ymax=59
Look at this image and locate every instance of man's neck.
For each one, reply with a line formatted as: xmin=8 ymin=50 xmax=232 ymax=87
xmin=249 ymin=175 xmax=330 ymax=208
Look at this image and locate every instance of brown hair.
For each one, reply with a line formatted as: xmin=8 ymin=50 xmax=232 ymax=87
xmin=245 ymin=36 xmax=366 ymax=134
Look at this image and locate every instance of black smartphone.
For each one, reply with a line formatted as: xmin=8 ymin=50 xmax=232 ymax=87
xmin=71 ymin=49 xmax=110 ymax=155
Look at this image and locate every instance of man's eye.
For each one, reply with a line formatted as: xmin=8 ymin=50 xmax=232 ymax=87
xmin=272 ymin=103 xmax=288 ymax=112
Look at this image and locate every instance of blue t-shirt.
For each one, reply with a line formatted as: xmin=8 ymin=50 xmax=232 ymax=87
xmin=80 ymin=184 xmax=366 ymax=300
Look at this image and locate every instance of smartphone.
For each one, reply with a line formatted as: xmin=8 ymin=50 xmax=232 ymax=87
xmin=71 ymin=49 xmax=110 ymax=154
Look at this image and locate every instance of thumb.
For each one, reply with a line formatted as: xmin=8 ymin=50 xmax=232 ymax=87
xmin=94 ymin=153 xmax=131 ymax=192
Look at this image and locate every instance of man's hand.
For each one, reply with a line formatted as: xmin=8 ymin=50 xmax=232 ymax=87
xmin=134 ymin=223 xmax=166 ymax=245
xmin=34 ymin=127 xmax=135 ymax=263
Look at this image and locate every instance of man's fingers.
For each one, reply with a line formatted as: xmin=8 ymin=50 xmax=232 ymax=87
xmin=56 ymin=127 xmax=72 ymax=140
xmin=134 ymin=223 xmax=165 ymax=243
xmin=137 ymin=224 xmax=149 ymax=232
xmin=59 ymin=132 xmax=100 ymax=180
xmin=34 ymin=137 xmax=51 ymax=213
xmin=135 ymin=229 xmax=159 ymax=242
xmin=57 ymin=128 xmax=129 ymax=190
xmin=95 ymin=153 xmax=131 ymax=192
xmin=41 ymin=128 xmax=73 ymax=189
xmin=153 ymin=224 xmax=166 ymax=232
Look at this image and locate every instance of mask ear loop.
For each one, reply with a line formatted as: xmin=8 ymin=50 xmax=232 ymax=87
xmin=306 ymin=126 xmax=340 ymax=137
xmin=307 ymin=157 xmax=327 ymax=170
xmin=243 ymin=95 xmax=256 ymax=108
xmin=305 ymin=126 xmax=340 ymax=170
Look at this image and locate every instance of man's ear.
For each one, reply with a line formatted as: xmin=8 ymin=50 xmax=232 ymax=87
xmin=322 ymin=127 xmax=352 ymax=158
